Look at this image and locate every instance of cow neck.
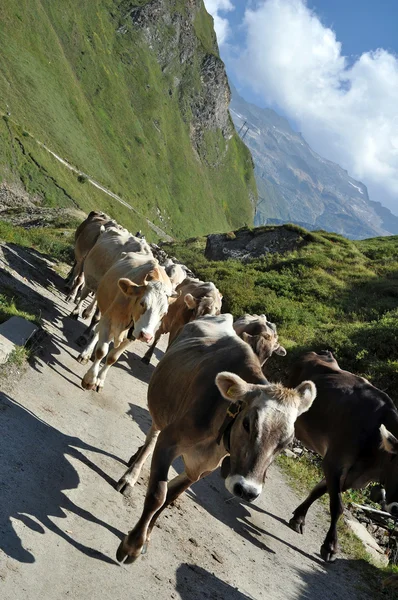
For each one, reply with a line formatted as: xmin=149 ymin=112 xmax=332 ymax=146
xmin=217 ymin=401 xmax=244 ymax=453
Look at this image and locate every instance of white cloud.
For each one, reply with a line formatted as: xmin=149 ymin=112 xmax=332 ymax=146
xmin=232 ymin=0 xmax=398 ymax=213
xmin=203 ymin=0 xmax=235 ymax=46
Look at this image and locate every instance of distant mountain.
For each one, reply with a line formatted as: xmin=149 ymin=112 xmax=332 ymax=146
xmin=230 ymin=86 xmax=398 ymax=239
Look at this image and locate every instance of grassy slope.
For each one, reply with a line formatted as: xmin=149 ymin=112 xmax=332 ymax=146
xmin=0 ymin=0 xmax=256 ymax=240
xmin=165 ymin=226 xmax=398 ymax=396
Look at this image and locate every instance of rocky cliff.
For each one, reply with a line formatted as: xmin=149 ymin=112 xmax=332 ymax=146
xmin=0 ymin=0 xmax=256 ymax=239
xmin=230 ymin=86 xmax=398 ymax=239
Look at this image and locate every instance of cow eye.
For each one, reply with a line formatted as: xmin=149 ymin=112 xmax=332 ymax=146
xmin=140 ymin=300 xmax=146 ymax=309
xmin=243 ymin=417 xmax=250 ymax=433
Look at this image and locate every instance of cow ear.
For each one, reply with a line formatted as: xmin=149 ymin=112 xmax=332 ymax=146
xmin=144 ymin=270 xmax=156 ymax=283
xmin=118 ymin=278 xmax=140 ymax=297
xmin=380 ymin=425 xmax=398 ymax=454
xmin=184 ymin=293 xmax=197 ymax=309
xmin=241 ymin=332 xmax=253 ymax=343
xmin=274 ymin=345 xmax=287 ymax=356
xmin=215 ymin=372 xmax=250 ymax=402
xmin=294 ymin=380 xmax=316 ymax=416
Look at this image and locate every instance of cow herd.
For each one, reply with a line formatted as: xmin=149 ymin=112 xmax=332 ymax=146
xmin=64 ymin=211 xmax=398 ymax=569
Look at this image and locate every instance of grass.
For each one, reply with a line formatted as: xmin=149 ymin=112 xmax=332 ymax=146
xmin=0 ymin=219 xmax=74 ymax=263
xmin=0 ymin=292 xmax=38 ymax=325
xmin=165 ymin=227 xmax=398 ymax=397
xmin=0 ymin=0 xmax=256 ymax=240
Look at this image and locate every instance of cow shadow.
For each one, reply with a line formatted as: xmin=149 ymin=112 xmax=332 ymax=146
xmin=114 ymin=350 xmax=156 ymax=385
xmin=1 ymin=243 xmax=65 ymax=295
xmin=175 ymin=564 xmax=254 ymax=600
xmin=185 ymin=470 xmax=324 ymax=565
xmin=293 ymin=560 xmax=378 ymax=600
xmin=0 ymin=393 xmax=124 ymax=565
xmin=126 ymin=402 xmax=152 ymax=436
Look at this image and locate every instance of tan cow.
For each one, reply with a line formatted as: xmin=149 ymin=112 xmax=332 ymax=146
xmin=141 ymin=277 xmax=223 ymax=364
xmin=66 ymin=212 xmax=116 ymax=302
xmin=115 ymin=314 xmax=316 ymax=563
xmin=233 ymin=314 xmax=286 ymax=366
xmin=71 ymin=226 xmax=152 ymax=320
xmin=78 ymin=253 xmax=174 ymax=392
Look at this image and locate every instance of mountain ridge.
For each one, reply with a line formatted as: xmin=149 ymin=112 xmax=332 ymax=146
xmin=230 ymin=85 xmax=398 ymax=239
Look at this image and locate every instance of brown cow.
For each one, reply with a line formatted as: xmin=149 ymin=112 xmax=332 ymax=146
xmin=141 ymin=277 xmax=223 ymax=365
xmin=288 ymin=350 xmax=398 ymax=562
xmin=78 ymin=253 xmax=174 ymax=392
xmin=71 ymin=225 xmax=152 ymax=320
xmin=115 ymin=314 xmax=316 ymax=563
xmin=66 ymin=212 xmax=116 ymax=302
xmin=233 ymin=314 xmax=286 ymax=366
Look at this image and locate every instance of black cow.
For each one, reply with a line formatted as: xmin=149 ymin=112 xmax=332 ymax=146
xmin=288 ymin=350 xmax=398 ymax=562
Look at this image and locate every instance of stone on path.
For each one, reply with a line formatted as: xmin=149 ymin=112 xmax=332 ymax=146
xmin=0 ymin=316 xmax=38 ymax=364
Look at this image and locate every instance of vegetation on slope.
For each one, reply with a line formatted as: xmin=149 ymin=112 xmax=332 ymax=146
xmin=166 ymin=226 xmax=398 ymax=396
xmin=0 ymin=0 xmax=256 ymax=240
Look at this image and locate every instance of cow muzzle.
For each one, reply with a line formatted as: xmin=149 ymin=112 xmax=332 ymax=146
xmin=225 ymin=474 xmax=262 ymax=502
xmin=139 ymin=330 xmax=153 ymax=343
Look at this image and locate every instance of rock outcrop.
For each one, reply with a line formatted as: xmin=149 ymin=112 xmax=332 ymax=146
xmin=205 ymin=226 xmax=304 ymax=262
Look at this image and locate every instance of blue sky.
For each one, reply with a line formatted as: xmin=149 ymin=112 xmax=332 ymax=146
xmin=204 ymin=0 xmax=398 ymax=215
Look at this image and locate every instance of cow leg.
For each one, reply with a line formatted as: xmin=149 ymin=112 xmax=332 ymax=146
xmin=116 ymin=433 xmax=178 ymax=564
xmin=141 ymin=330 xmax=162 ymax=365
xmin=116 ymin=426 xmax=160 ymax=494
xmin=70 ymin=285 xmax=90 ymax=319
xmin=76 ymin=307 xmax=101 ymax=347
xmin=289 ymin=478 xmax=327 ymax=535
xmin=64 ymin=261 xmax=76 ymax=288
xmin=320 ymin=465 xmax=344 ymax=562
xmin=95 ymin=337 xmax=132 ymax=392
xmin=143 ymin=448 xmax=222 ymax=551
xmin=143 ymin=471 xmax=194 ymax=550
xmin=65 ymin=260 xmax=81 ymax=294
xmin=82 ymin=298 xmax=97 ymax=321
xmin=81 ymin=321 xmax=111 ymax=390
xmin=66 ymin=264 xmax=84 ymax=302
xmin=77 ymin=331 xmax=99 ymax=365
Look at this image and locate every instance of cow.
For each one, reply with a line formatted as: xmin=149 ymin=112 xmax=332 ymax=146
xmin=78 ymin=253 xmax=174 ymax=392
xmin=164 ymin=262 xmax=186 ymax=290
xmin=233 ymin=314 xmax=286 ymax=366
xmin=141 ymin=277 xmax=223 ymax=365
xmin=115 ymin=314 xmax=316 ymax=564
xmin=66 ymin=212 xmax=116 ymax=302
xmin=70 ymin=226 xmax=152 ymax=322
xmin=288 ymin=350 xmax=398 ymax=562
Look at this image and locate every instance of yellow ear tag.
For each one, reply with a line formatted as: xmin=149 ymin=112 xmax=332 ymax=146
xmin=226 ymin=385 xmax=236 ymax=398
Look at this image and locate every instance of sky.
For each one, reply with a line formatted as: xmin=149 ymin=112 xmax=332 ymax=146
xmin=203 ymin=0 xmax=398 ymax=215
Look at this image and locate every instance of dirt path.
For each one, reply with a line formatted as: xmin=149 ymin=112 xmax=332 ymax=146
xmin=0 ymin=244 xmax=375 ymax=600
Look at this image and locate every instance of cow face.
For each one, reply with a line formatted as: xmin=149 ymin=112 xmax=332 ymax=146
xmin=241 ymin=331 xmax=286 ymax=366
xmin=379 ymin=425 xmax=398 ymax=515
xmin=184 ymin=292 xmax=222 ymax=319
xmin=118 ymin=277 xmax=170 ymax=343
xmin=216 ymin=372 xmax=316 ymax=502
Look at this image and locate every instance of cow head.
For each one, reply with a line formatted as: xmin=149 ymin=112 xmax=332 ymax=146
xmin=379 ymin=425 xmax=398 ymax=516
xmin=184 ymin=291 xmax=222 ymax=319
xmin=118 ymin=274 xmax=171 ymax=343
xmin=216 ymin=372 xmax=316 ymax=502
xmin=234 ymin=315 xmax=286 ymax=366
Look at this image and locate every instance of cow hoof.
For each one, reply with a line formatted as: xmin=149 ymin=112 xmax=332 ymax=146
xmin=81 ymin=379 xmax=96 ymax=391
xmin=116 ymin=540 xmax=140 ymax=564
xmin=115 ymin=478 xmax=134 ymax=496
xmin=141 ymin=356 xmax=150 ymax=365
xmin=76 ymin=335 xmax=88 ymax=347
xmin=289 ymin=517 xmax=305 ymax=535
xmin=70 ymin=312 xmax=79 ymax=320
xmin=320 ymin=544 xmax=337 ymax=563
xmin=77 ymin=355 xmax=89 ymax=365
xmin=95 ymin=384 xmax=104 ymax=393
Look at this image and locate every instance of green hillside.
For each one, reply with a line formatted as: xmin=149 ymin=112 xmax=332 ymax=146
xmin=0 ymin=0 xmax=256 ymax=240
xmin=166 ymin=227 xmax=398 ymax=396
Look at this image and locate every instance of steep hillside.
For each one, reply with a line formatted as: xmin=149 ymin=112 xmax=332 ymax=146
xmin=0 ymin=0 xmax=256 ymax=240
xmin=230 ymin=86 xmax=398 ymax=240
xmin=165 ymin=226 xmax=398 ymax=396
